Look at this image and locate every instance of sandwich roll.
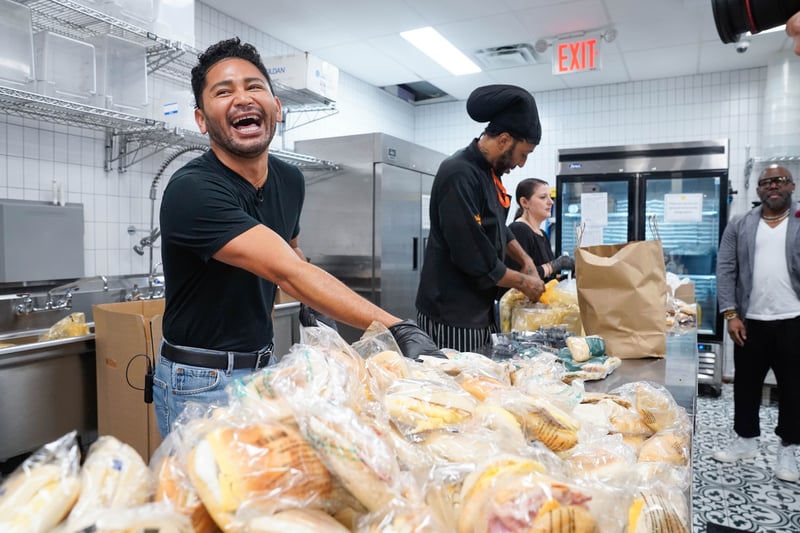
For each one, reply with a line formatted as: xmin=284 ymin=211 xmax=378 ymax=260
xmin=383 ymin=379 xmax=476 ymax=434
xmin=637 ymin=431 xmax=689 ymax=466
xmin=72 ymin=503 xmax=193 ymax=533
xmin=302 ymin=410 xmax=402 ymax=513
xmin=186 ymin=422 xmax=333 ymax=531
xmin=627 ymin=491 xmax=688 ymax=533
xmin=66 ymin=436 xmax=153 ymax=532
xmin=530 ymin=504 xmax=598 ymax=533
xmin=632 ymin=383 xmax=681 ymax=432
xmin=504 ymin=396 xmax=580 ymax=452
xmin=155 ymin=455 xmax=217 ymax=533
xmin=457 ymin=455 xmax=547 ymax=533
xmin=0 ymin=464 xmax=80 ymax=533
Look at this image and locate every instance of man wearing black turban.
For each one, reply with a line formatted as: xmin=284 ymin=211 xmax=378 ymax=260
xmin=415 ymin=84 xmax=546 ymax=352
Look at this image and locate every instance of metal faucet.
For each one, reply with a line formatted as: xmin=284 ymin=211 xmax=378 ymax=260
xmin=15 ymin=289 xmax=74 ymax=315
xmin=133 ymin=227 xmax=161 ymax=256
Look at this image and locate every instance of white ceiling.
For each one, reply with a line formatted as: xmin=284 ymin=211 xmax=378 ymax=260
xmin=201 ymin=0 xmax=793 ymax=101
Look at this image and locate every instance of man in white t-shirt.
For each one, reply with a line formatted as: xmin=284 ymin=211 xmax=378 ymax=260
xmin=714 ymin=164 xmax=800 ymax=482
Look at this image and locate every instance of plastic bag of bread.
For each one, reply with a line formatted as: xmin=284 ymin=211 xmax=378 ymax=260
xmin=229 ymin=343 xmax=363 ymax=419
xmin=417 ymin=350 xmax=509 ymax=386
xmin=493 ymin=389 xmax=581 ymax=453
xmin=352 ymin=320 xmax=404 ymax=359
xmin=38 ymin=312 xmax=90 ymax=341
xmin=296 ymin=401 xmax=411 ymax=513
xmin=499 ymin=288 xmax=529 ymax=332
xmin=627 ymin=488 xmax=689 ymax=533
xmin=0 ymin=431 xmax=81 ymax=533
xmin=365 ymin=349 xmax=412 ymax=398
xmin=63 ymin=502 xmax=193 ymax=533
xmin=246 ymin=508 xmax=351 ymax=532
xmin=611 ymin=381 xmax=689 ymax=433
xmin=456 ymin=462 xmax=598 ymax=533
xmin=383 ymin=378 xmax=477 ymax=436
xmin=64 ymin=435 xmax=154 ymax=532
xmin=355 ymin=500 xmax=449 ymax=533
xmin=151 ymin=431 xmax=218 ymax=533
xmin=298 ymin=326 xmax=372 ymax=404
xmin=183 ymin=417 xmax=337 ymax=532
xmin=562 ymin=434 xmax=637 ymax=485
xmin=637 ymin=428 xmax=691 ymax=467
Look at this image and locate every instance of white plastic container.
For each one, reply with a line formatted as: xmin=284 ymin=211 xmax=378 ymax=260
xmin=152 ymin=88 xmax=199 ymax=132
xmin=33 ymin=31 xmax=96 ymax=103
xmin=152 ymin=0 xmax=195 ymax=46
xmin=92 ymin=34 xmax=148 ymax=112
xmin=0 ymin=0 xmax=35 ymax=87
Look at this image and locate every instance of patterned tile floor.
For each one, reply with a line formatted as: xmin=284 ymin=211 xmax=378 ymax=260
xmin=693 ymin=384 xmax=800 ymax=532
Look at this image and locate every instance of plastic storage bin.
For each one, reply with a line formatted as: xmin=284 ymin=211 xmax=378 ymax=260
xmin=0 ymin=0 xmax=35 ymax=87
xmin=152 ymin=88 xmax=198 ymax=132
xmin=33 ymin=31 xmax=96 ymax=103
xmin=92 ymin=35 xmax=148 ymax=112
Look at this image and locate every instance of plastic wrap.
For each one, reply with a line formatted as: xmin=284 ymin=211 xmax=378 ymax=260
xmin=499 ymin=288 xmax=528 ymax=332
xmin=64 ymin=435 xmax=154 ymax=532
xmin=612 ymin=381 xmax=690 ymax=433
xmin=38 ymin=311 xmax=90 ymax=341
xmin=182 ymin=417 xmax=337 ymax=531
xmin=67 ymin=503 xmax=193 ymax=532
xmin=627 ymin=488 xmax=690 ymax=533
xmin=296 ymin=402 xmax=410 ymax=513
xmin=246 ymin=508 xmax=351 ymax=532
xmin=492 ymin=390 xmax=580 ymax=453
xmin=151 ymin=431 xmax=217 ymax=533
xmin=457 ymin=464 xmax=599 ymax=533
xmin=0 ymin=431 xmax=81 ymax=533
xmin=383 ymin=378 xmax=477 ymax=437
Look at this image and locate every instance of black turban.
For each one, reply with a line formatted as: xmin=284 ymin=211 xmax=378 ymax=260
xmin=466 ymin=84 xmax=541 ymax=144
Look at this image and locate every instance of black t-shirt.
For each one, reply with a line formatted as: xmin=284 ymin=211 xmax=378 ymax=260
xmin=415 ymin=140 xmax=515 ymax=329
xmin=505 ymin=220 xmax=556 ymax=280
xmin=160 ymin=150 xmax=304 ymax=351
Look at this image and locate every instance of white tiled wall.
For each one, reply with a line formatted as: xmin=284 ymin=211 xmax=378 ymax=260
xmin=0 ymin=2 xmax=773 ymax=279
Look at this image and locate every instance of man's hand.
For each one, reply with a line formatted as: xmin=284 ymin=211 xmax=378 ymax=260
xmin=727 ymin=316 xmax=747 ymax=347
xmin=388 ymin=320 xmax=445 ymax=359
xmin=519 ymin=274 xmax=545 ymax=302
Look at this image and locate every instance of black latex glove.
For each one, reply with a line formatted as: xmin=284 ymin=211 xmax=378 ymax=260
xmin=388 ymin=320 xmax=445 ymax=360
xmin=298 ymin=303 xmax=339 ymax=331
xmin=548 ymin=254 xmax=575 ymax=275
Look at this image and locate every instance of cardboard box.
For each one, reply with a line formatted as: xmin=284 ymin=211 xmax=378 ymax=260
xmin=93 ymin=300 xmax=164 ymax=463
xmin=265 ymin=52 xmax=339 ymax=102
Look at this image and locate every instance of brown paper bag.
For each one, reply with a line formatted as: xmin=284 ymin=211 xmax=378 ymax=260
xmin=575 ymin=240 xmax=666 ymax=359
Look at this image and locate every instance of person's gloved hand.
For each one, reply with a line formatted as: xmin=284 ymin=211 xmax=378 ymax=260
xmin=388 ymin=320 xmax=445 ymax=360
xmin=298 ymin=303 xmax=338 ymax=331
xmin=548 ymin=254 xmax=575 ymax=275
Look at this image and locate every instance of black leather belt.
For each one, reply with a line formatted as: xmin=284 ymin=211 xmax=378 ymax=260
xmin=161 ymin=341 xmax=272 ymax=370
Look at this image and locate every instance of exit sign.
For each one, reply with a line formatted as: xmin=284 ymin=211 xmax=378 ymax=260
xmin=554 ymin=38 xmax=601 ymax=75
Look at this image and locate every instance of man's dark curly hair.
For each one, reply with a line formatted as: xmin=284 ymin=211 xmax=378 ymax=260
xmin=191 ymin=37 xmax=274 ymax=110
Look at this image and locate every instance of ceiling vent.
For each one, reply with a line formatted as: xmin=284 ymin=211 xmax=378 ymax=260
xmin=473 ymin=43 xmax=538 ymax=70
xmin=382 ymin=81 xmax=456 ymax=106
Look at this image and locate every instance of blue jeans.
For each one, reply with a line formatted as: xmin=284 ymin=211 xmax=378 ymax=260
xmin=153 ymin=341 xmax=275 ymax=437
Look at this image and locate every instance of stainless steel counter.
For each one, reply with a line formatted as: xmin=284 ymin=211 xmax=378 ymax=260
xmin=584 ymin=329 xmax=699 ymax=420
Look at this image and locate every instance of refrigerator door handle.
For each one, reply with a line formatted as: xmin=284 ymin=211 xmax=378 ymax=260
xmin=412 ymin=237 xmax=419 ymax=270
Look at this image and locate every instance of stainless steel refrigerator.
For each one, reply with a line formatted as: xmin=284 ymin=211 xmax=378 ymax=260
xmin=294 ymin=133 xmax=446 ymax=342
xmin=555 ymin=141 xmax=729 ymax=390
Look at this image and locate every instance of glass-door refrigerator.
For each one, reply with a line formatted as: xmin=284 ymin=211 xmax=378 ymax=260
xmin=555 ymin=141 xmax=729 ymax=390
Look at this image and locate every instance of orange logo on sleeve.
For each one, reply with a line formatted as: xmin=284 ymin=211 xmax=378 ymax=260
xmin=474 ymin=214 xmax=482 ymax=225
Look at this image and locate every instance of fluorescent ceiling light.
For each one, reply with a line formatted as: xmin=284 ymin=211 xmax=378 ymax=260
xmin=400 ymin=26 xmax=481 ymax=75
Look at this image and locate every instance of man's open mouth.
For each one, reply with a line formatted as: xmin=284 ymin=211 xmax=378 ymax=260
xmin=232 ymin=114 xmax=263 ymax=132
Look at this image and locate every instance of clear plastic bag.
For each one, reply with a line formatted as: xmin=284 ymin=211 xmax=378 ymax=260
xmin=0 ymin=431 xmax=81 ymax=533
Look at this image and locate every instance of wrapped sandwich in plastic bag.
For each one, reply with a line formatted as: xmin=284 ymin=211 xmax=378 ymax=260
xmin=0 ymin=431 xmax=81 ymax=533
